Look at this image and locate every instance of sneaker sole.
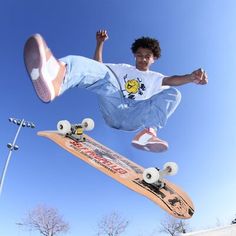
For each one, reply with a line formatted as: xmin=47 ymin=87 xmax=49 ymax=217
xmin=24 ymin=34 xmax=59 ymax=102
xmin=132 ymin=141 xmax=168 ymax=153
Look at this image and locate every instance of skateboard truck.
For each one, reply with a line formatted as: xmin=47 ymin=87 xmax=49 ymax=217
xmin=143 ymin=162 xmax=178 ymax=188
xmin=57 ymin=119 xmax=94 ymax=142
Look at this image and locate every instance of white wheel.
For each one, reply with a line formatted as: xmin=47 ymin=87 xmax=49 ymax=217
xmin=82 ymin=118 xmax=95 ymax=131
xmin=143 ymin=167 xmax=160 ymax=184
xmin=57 ymin=120 xmax=71 ymax=134
xmin=163 ymin=162 xmax=178 ymax=176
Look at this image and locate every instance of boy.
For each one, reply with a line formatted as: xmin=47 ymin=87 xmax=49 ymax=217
xmin=24 ymin=30 xmax=208 ymax=153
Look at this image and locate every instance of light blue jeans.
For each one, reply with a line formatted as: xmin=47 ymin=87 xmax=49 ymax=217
xmin=59 ymin=55 xmax=181 ymax=131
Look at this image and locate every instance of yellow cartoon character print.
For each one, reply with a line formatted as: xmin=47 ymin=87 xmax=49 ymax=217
xmin=125 ymin=79 xmax=139 ymax=94
xmin=123 ymin=75 xmax=146 ymax=99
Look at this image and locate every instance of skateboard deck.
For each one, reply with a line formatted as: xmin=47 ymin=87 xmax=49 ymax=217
xmin=38 ymin=130 xmax=194 ymax=219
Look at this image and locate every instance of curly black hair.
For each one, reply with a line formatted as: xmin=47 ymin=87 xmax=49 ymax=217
xmin=131 ymin=37 xmax=161 ymax=59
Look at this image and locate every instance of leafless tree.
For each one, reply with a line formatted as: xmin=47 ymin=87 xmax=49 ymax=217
xmin=96 ymin=211 xmax=129 ymax=236
xmin=159 ymin=215 xmax=190 ymax=235
xmin=21 ymin=205 xmax=69 ymax=236
xmin=215 ymin=217 xmax=224 ymax=227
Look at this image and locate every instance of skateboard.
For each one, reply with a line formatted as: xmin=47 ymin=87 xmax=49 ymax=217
xmin=38 ymin=119 xmax=194 ymax=219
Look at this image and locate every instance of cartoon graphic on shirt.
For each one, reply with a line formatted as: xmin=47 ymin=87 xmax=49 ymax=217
xmin=123 ymin=74 xmax=146 ymax=99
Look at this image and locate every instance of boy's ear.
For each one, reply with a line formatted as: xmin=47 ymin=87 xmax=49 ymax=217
xmin=150 ymin=57 xmax=156 ymax=64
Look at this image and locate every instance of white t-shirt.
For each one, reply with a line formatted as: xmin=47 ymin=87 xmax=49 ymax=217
xmin=105 ymin=63 xmax=165 ymax=100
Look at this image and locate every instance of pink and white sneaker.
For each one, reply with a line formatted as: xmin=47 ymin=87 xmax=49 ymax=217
xmin=131 ymin=128 xmax=168 ymax=152
xmin=24 ymin=34 xmax=66 ymax=103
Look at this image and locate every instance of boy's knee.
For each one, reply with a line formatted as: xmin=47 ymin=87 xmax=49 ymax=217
xmin=164 ymin=87 xmax=182 ymax=103
xmin=172 ymin=87 xmax=181 ymax=103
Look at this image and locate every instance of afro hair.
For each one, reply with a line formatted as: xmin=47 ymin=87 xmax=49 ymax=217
xmin=131 ymin=37 xmax=161 ymax=59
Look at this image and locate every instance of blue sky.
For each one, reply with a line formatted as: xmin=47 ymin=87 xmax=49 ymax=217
xmin=1 ymin=0 xmax=236 ymax=235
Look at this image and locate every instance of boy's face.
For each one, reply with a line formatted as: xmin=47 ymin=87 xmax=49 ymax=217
xmin=134 ymin=47 xmax=156 ymax=71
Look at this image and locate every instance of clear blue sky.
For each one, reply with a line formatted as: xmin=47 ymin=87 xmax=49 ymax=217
xmin=1 ymin=0 xmax=236 ymax=235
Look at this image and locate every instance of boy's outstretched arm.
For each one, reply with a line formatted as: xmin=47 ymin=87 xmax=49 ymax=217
xmin=93 ymin=30 xmax=109 ymax=63
xmin=162 ymin=68 xmax=208 ymax=86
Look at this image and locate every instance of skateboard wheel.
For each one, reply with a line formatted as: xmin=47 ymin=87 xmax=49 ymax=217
xmin=82 ymin=118 xmax=95 ymax=131
xmin=57 ymin=120 xmax=71 ymax=134
xmin=143 ymin=167 xmax=160 ymax=184
xmin=163 ymin=162 xmax=178 ymax=176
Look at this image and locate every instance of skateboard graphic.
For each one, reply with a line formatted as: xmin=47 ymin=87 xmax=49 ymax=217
xmin=38 ymin=119 xmax=194 ymax=219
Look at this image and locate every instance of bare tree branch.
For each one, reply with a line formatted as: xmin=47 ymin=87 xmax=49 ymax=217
xmin=159 ymin=215 xmax=190 ymax=236
xmin=97 ymin=212 xmax=129 ymax=236
xmin=21 ymin=205 xmax=69 ymax=236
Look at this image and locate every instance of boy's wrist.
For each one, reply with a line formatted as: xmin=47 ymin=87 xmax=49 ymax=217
xmin=96 ymin=42 xmax=104 ymax=49
xmin=187 ymin=73 xmax=195 ymax=83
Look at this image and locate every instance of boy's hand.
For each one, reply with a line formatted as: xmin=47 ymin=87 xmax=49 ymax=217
xmin=191 ymin=68 xmax=208 ymax=85
xmin=96 ymin=30 xmax=109 ymax=44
